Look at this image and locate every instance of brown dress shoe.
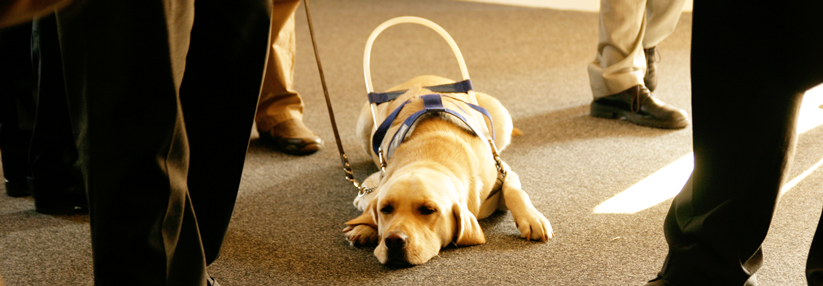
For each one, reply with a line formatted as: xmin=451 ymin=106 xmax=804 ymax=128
xmin=260 ymin=118 xmax=323 ymax=155
xmin=590 ymin=85 xmax=689 ymax=129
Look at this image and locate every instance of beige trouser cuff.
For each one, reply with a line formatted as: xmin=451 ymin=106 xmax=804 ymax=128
xmin=588 ymin=0 xmax=686 ymax=99
xmin=256 ymin=0 xmax=304 ymax=132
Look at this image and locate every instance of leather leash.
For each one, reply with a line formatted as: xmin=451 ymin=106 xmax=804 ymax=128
xmin=303 ymin=0 xmax=373 ymax=194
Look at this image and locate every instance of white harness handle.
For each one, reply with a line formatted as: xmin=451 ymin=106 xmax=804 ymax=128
xmin=363 ymin=16 xmax=477 ymax=130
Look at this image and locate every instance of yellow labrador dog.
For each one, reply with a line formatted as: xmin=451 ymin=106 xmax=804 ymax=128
xmin=343 ymin=75 xmax=553 ymax=265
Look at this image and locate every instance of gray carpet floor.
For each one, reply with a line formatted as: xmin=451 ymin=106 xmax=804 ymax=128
xmin=2 ymin=0 xmax=823 ymax=285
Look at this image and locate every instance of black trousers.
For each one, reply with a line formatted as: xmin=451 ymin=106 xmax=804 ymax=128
xmin=0 ymin=22 xmax=35 ymax=193
xmin=30 ymin=14 xmax=84 ymax=205
xmin=657 ymin=1 xmax=823 ymax=285
xmin=55 ymin=0 xmax=271 ymax=285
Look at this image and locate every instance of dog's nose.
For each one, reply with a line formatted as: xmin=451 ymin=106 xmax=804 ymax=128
xmin=384 ymin=231 xmax=407 ymax=250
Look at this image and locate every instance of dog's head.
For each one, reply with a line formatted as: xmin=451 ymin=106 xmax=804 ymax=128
xmin=346 ymin=168 xmax=486 ymax=265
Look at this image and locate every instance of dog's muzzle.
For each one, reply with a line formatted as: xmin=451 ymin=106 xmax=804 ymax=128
xmin=384 ymin=231 xmax=410 ymax=265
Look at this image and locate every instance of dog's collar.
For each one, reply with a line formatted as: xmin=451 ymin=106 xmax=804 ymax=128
xmin=367 ymin=80 xmax=473 ymax=105
xmin=372 ymin=93 xmax=495 ymax=161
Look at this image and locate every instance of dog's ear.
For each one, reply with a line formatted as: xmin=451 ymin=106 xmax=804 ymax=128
xmin=452 ymin=203 xmax=486 ymax=246
xmin=345 ymin=198 xmax=378 ymax=229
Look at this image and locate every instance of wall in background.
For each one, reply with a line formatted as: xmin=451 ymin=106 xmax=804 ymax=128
xmin=461 ymin=0 xmax=694 ymax=12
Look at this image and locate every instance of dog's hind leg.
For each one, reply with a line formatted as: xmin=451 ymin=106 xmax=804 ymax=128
xmin=356 ymin=101 xmax=376 ymax=157
xmin=474 ymin=91 xmax=514 ymax=152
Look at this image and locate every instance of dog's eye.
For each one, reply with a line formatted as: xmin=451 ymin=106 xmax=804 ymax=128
xmin=380 ymin=205 xmax=394 ymax=214
xmin=418 ymin=206 xmax=436 ymax=215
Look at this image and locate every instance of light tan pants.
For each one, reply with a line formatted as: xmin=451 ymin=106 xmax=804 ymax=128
xmin=256 ymin=0 xmax=304 ymax=132
xmin=588 ymin=0 xmax=686 ymax=99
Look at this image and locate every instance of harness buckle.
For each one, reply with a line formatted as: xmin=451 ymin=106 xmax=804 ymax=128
xmin=378 ymin=147 xmax=387 ymax=173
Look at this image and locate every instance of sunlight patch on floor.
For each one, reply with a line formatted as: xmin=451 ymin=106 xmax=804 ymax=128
xmin=594 ymin=84 xmax=823 ymax=214
xmin=592 ymin=154 xmax=692 ymax=214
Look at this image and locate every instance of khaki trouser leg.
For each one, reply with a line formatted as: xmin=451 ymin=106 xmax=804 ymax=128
xmin=587 ymin=0 xmax=685 ymax=99
xmin=256 ymin=0 xmax=304 ymax=133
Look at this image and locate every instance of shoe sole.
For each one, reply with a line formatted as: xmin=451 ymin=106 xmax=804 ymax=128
xmin=591 ymin=102 xmax=689 ymax=129
xmin=259 ymin=135 xmax=323 ymax=156
xmin=280 ymin=142 xmax=322 ymax=155
xmin=6 ymin=189 xmax=31 ymax=197
xmin=35 ymin=200 xmax=88 ymax=215
xmin=5 ymin=181 xmax=31 ymax=197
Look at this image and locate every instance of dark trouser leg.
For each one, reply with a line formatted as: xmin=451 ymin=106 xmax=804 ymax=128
xmin=178 ymin=0 xmax=271 ymax=264
xmin=656 ymin=1 xmax=823 ymax=285
xmin=29 ymin=14 xmax=86 ymax=213
xmin=0 ymin=22 xmax=36 ymax=197
xmin=808 ymin=212 xmax=823 ymax=284
xmin=57 ymin=1 xmax=201 ymax=284
xmin=56 ymin=0 xmax=268 ymax=284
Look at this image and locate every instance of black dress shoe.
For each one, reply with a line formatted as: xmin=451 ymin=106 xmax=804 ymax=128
xmin=590 ymin=85 xmax=689 ymax=129
xmin=644 ymin=47 xmax=659 ymax=92
xmin=5 ymin=178 xmax=30 ymax=197
xmin=259 ymin=118 xmax=323 ymax=156
xmin=645 ymin=275 xmax=757 ymax=286
xmin=31 ymin=181 xmax=88 ymax=215
xmin=644 ymin=276 xmax=679 ymax=286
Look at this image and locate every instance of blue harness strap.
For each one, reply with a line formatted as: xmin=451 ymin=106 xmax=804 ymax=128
xmin=372 ymin=99 xmax=412 ymax=157
xmin=372 ymin=93 xmax=495 ymax=160
xmin=368 ymin=79 xmax=474 ymax=104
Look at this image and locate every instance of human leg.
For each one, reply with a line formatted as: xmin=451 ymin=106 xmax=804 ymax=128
xmin=588 ymin=0 xmax=688 ymax=129
xmin=588 ymin=0 xmax=648 ymax=99
xmin=807 ymin=212 xmax=823 ymax=284
xmin=58 ymin=0 xmax=271 ymax=282
xmin=29 ymin=14 xmax=86 ymax=214
xmin=0 ymin=22 xmax=35 ymax=197
xmin=256 ymin=0 xmax=322 ymax=155
xmin=56 ymin=0 xmax=206 ymax=284
xmin=641 ymin=0 xmax=685 ymax=91
xmin=650 ymin=1 xmax=823 ymax=285
xmin=178 ymin=0 xmax=270 ymax=264
xmin=642 ymin=0 xmax=685 ymax=49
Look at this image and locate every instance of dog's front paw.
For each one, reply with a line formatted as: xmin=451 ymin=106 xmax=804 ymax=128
xmin=513 ymin=209 xmax=553 ymax=242
xmin=343 ymin=224 xmax=379 ymax=246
